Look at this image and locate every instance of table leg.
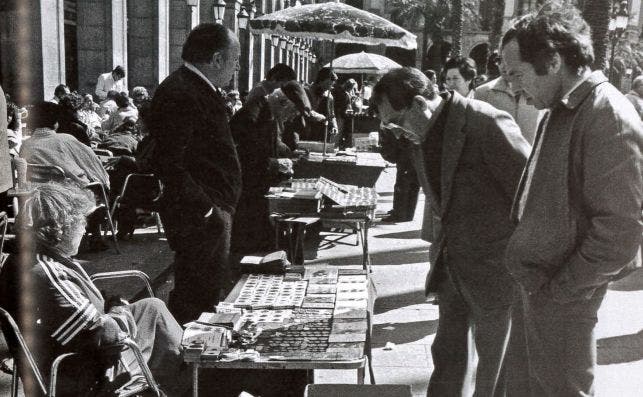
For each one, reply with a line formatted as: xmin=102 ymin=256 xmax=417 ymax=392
xmin=192 ymin=363 xmax=199 ymax=397
xmin=357 ymin=366 xmax=365 ymax=385
xmin=361 ymin=221 xmax=371 ymax=272
xmin=306 ymin=369 xmax=315 ymax=384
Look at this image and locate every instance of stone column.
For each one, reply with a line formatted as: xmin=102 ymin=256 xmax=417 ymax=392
xmin=41 ymin=0 xmax=66 ymax=100
xmin=189 ymin=0 xmax=200 ymax=28
xmin=225 ymin=0 xmax=241 ymax=89
xmin=76 ymin=0 xmax=128 ymax=96
xmin=158 ymin=0 xmax=170 ymax=82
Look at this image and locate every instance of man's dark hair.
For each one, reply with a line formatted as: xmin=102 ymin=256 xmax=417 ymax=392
xmin=267 ymin=63 xmax=296 ymax=82
xmin=112 ymin=65 xmax=125 ymax=79
xmin=54 ymin=84 xmax=69 ymax=98
xmin=182 ymin=23 xmax=233 ymax=64
xmin=315 ymin=67 xmax=338 ymax=84
xmin=114 ymin=93 xmax=130 ymax=108
xmin=372 ymin=67 xmax=436 ymax=112
xmin=444 ymin=56 xmax=477 ymax=83
xmin=30 ymin=102 xmax=60 ymax=129
xmin=423 ymin=69 xmax=437 ymax=83
xmin=59 ymin=92 xmax=83 ymax=111
xmin=106 ymin=90 xmax=119 ymax=100
xmin=513 ymin=2 xmax=594 ymax=75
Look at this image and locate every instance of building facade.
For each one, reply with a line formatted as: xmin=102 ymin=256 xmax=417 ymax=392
xmin=0 ymin=0 xmax=323 ymax=105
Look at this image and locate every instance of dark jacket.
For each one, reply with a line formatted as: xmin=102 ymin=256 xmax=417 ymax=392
xmin=504 ymin=71 xmax=643 ymax=303
xmin=149 ymin=65 xmax=241 ymax=218
xmin=229 ymin=96 xmax=286 ymax=253
xmin=412 ymin=92 xmax=531 ymax=308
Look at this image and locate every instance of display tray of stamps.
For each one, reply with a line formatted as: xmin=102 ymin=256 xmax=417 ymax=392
xmin=208 ymin=269 xmax=371 ymax=362
xmin=268 ymin=177 xmax=378 ymax=217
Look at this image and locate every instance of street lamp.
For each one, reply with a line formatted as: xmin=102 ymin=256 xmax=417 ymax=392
xmin=237 ymin=6 xmax=250 ymax=29
xmin=213 ymin=0 xmax=226 ymax=23
xmin=271 ymin=35 xmax=280 ymax=47
xmin=286 ymin=38 xmax=294 ymax=52
xmin=279 ymin=36 xmax=287 ymax=50
xmin=608 ymin=0 xmax=629 ymax=82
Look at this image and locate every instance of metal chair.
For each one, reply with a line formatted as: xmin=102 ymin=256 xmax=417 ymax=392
xmin=110 ymin=173 xmax=163 ymax=236
xmin=0 ymin=270 xmax=162 ymax=397
xmin=0 ymin=211 xmax=8 ymax=266
xmin=86 ymin=181 xmax=120 ymax=253
xmin=26 ymin=164 xmax=66 ymax=183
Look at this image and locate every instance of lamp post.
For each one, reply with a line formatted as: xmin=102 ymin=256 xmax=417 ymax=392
xmin=237 ymin=6 xmax=250 ymax=29
xmin=608 ymin=0 xmax=629 ymax=83
xmin=213 ymin=0 xmax=226 ymax=23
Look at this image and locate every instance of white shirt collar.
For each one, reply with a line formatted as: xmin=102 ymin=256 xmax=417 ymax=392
xmin=184 ymin=62 xmax=219 ymax=95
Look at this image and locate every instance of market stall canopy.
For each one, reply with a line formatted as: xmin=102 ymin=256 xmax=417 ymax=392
xmin=324 ymin=51 xmax=401 ymax=74
xmin=249 ymin=2 xmax=417 ymax=50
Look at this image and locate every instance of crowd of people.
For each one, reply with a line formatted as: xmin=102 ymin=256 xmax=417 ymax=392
xmin=0 ymin=1 xmax=641 ymax=396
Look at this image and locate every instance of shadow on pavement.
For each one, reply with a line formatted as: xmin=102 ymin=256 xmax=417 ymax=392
xmin=597 ymin=329 xmax=643 ymax=364
xmin=372 ymin=319 xmax=438 ymax=348
xmin=608 ymin=269 xmax=643 ymax=291
xmin=374 ymin=290 xmax=430 ymax=314
xmin=373 ymin=229 xmax=422 ymax=239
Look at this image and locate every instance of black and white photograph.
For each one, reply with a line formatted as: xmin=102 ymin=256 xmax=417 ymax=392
xmin=0 ymin=0 xmax=641 ymax=396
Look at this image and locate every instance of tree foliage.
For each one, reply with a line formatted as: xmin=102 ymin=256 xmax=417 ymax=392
xmin=582 ymin=0 xmax=611 ymax=71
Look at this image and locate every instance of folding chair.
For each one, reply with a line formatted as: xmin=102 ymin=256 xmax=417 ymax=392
xmin=0 ymin=269 xmax=162 ymax=397
xmin=26 ymin=164 xmax=66 ymax=183
xmin=0 ymin=211 xmax=8 ymax=266
xmin=86 ymin=181 xmax=120 ymax=253
xmin=110 ymin=173 xmax=163 ymax=236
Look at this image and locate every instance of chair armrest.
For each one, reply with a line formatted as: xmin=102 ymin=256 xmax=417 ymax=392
xmin=121 ymin=338 xmax=162 ymax=397
xmin=49 ymin=352 xmax=79 ymax=396
xmin=90 ymin=270 xmax=154 ymax=298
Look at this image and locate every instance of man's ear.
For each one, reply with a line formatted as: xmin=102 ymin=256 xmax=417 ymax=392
xmin=411 ymin=95 xmax=429 ymax=111
xmin=210 ymin=51 xmax=222 ymax=67
xmin=547 ymin=52 xmax=562 ymax=74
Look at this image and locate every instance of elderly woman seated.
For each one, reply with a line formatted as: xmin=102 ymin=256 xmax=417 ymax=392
xmin=102 ymin=93 xmax=139 ymax=134
xmin=0 ymin=183 xmax=189 ymax=396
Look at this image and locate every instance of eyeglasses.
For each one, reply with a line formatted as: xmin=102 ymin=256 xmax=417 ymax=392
xmin=444 ymin=77 xmax=463 ymax=83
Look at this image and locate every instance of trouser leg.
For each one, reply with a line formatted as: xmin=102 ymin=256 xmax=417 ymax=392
xmin=470 ymin=305 xmax=512 ymax=397
xmin=428 ymin=276 xmax=472 ymax=397
xmin=169 ymin=208 xmax=232 ymax=325
xmin=129 ymin=298 xmax=190 ymax=396
xmin=522 ymin=285 xmax=606 ymax=396
xmin=505 ymin=292 xmax=531 ymax=396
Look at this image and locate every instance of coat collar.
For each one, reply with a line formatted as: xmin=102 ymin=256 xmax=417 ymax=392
xmin=440 ymin=91 xmax=468 ymax=214
xmin=560 ymin=71 xmax=608 ymax=110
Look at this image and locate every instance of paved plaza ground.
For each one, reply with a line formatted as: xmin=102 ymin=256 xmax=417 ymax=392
xmin=1 ymin=165 xmax=642 ymax=396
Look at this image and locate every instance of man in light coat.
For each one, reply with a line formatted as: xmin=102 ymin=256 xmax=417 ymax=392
xmin=502 ymin=4 xmax=642 ymax=395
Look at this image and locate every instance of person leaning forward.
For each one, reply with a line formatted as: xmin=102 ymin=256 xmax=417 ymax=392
xmin=372 ymin=67 xmax=530 ymax=396
xmin=148 ymin=23 xmax=242 ymax=325
xmin=502 ymin=3 xmax=643 ymax=396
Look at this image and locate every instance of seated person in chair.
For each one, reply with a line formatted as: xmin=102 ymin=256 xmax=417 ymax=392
xmin=20 ymin=102 xmax=112 ymax=251
xmin=0 ymin=182 xmax=188 ymax=396
xmin=103 ymin=103 xmax=158 ymax=240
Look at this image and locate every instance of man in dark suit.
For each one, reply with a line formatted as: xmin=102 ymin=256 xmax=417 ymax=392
xmin=372 ymin=67 xmax=530 ymax=396
xmin=502 ymin=4 xmax=642 ymax=395
xmin=149 ymin=23 xmax=241 ymax=324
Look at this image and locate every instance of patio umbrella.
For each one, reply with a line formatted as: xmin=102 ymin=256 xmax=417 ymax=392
xmin=323 ymin=51 xmax=402 ymax=74
xmin=249 ymin=2 xmax=417 ymax=50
